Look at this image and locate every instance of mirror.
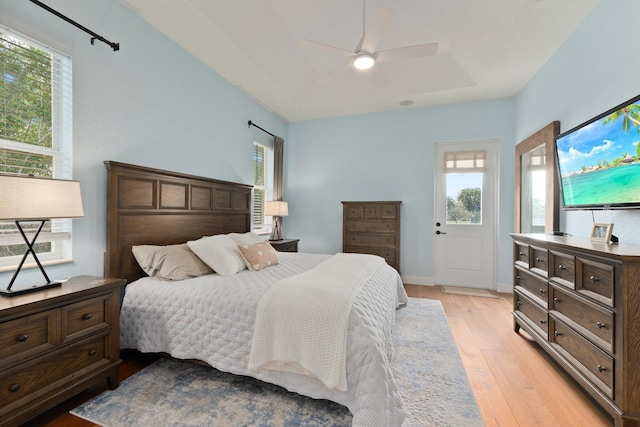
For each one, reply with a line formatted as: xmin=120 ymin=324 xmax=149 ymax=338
xmin=515 ymin=121 xmax=560 ymax=233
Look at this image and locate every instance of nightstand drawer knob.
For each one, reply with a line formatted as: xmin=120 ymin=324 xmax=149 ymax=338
xmin=89 ymin=349 xmax=97 ymax=356
xmin=17 ymin=334 xmax=28 ymax=342
xmin=10 ymin=383 xmax=20 ymax=393
xmin=82 ymin=313 xmax=93 ymax=321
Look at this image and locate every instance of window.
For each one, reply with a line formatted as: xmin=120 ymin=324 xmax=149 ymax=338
xmin=252 ymin=141 xmax=273 ymax=234
xmin=0 ymin=28 xmax=74 ymax=270
xmin=444 ymin=150 xmax=485 ymax=224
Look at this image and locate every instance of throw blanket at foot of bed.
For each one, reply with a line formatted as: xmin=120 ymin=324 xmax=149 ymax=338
xmin=249 ymin=253 xmax=385 ymax=391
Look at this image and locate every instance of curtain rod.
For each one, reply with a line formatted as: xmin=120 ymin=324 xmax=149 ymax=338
xmin=248 ymin=120 xmax=275 ymax=137
xmin=29 ymin=0 xmax=120 ymax=51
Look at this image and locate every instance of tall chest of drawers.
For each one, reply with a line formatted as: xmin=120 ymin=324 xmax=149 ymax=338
xmin=510 ymin=233 xmax=640 ymax=427
xmin=342 ymin=201 xmax=401 ymax=273
xmin=0 ymin=276 xmax=125 ymax=427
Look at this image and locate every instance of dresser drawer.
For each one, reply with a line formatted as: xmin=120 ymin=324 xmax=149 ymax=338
xmin=347 ymin=220 xmax=396 ymax=233
xmin=0 ymin=310 xmax=56 ymax=368
xmin=530 ymin=245 xmax=549 ymax=277
xmin=550 ymin=251 xmax=575 ymax=288
xmin=0 ymin=335 xmax=107 ymax=408
xmin=514 ymin=266 xmax=548 ymax=308
xmin=577 ymin=258 xmax=614 ymax=307
xmin=550 ymin=285 xmax=614 ymax=353
xmin=345 ymin=233 xmax=397 ymax=247
xmin=514 ymin=241 xmax=530 ymax=267
xmin=62 ymin=295 xmax=109 ymax=344
xmin=345 ymin=205 xmax=363 ymax=219
xmin=515 ymin=290 xmax=548 ymax=339
xmin=551 ymin=316 xmax=613 ymax=398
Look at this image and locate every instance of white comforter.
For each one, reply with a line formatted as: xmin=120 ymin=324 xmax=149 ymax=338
xmin=120 ymin=252 xmax=408 ymax=426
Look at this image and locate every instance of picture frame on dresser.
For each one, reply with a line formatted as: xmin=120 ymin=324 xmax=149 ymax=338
xmin=590 ymin=223 xmax=614 ymax=243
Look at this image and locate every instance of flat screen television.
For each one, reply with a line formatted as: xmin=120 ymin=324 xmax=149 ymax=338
xmin=555 ymin=93 xmax=640 ymax=210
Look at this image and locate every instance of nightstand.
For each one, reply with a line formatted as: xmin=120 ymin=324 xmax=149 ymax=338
xmin=269 ymin=238 xmax=300 ymax=252
xmin=0 ymin=276 xmax=126 ymax=427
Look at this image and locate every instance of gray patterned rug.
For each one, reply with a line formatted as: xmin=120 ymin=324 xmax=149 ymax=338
xmin=71 ymin=298 xmax=483 ymax=426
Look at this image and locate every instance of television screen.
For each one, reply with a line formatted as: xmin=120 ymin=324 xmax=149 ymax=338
xmin=555 ymin=94 xmax=640 ymax=209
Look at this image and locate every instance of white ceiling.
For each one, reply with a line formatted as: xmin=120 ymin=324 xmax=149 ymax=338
xmin=120 ymin=0 xmax=600 ymax=122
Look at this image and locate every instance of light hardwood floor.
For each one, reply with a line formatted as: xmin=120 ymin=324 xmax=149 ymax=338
xmin=23 ymin=285 xmax=613 ymax=427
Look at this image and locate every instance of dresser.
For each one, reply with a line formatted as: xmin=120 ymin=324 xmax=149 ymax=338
xmin=342 ymin=201 xmax=401 ymax=272
xmin=510 ymin=233 xmax=640 ymax=427
xmin=0 ymin=276 xmax=125 ymax=427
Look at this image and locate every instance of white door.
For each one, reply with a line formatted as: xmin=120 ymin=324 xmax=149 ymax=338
xmin=434 ymin=140 xmax=498 ymax=289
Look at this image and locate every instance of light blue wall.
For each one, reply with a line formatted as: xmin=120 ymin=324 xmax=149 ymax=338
xmin=0 ymin=0 xmax=285 ymax=287
xmin=286 ymin=99 xmax=516 ymax=286
xmin=516 ymin=0 xmax=640 ymax=245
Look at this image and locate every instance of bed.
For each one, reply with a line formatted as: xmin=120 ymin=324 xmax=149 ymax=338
xmin=105 ymin=161 xmax=408 ymax=426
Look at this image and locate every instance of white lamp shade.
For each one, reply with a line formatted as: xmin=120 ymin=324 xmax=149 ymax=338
xmin=0 ymin=175 xmax=84 ymax=220
xmin=265 ymin=200 xmax=288 ymax=217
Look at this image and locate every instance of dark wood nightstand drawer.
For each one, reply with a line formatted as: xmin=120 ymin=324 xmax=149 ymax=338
xmin=62 ymin=295 xmax=109 ymax=344
xmin=269 ymin=239 xmax=299 ymax=252
xmin=0 ymin=310 xmax=56 ymax=368
xmin=0 ymin=335 xmax=107 ymax=408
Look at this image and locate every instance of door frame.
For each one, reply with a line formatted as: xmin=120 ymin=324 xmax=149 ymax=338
xmin=434 ymin=139 xmax=499 ymax=289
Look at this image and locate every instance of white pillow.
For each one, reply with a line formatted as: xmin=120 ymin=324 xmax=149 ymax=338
xmin=228 ymin=232 xmax=265 ymax=246
xmin=187 ymin=234 xmax=246 ymax=276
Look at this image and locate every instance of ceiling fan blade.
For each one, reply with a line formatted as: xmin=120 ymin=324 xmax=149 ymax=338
xmin=299 ymin=39 xmax=354 ymax=58
xmin=316 ymin=62 xmax=353 ymax=85
xmin=360 ymin=7 xmax=394 ymax=53
xmin=375 ymin=43 xmax=438 ymax=62
xmin=368 ymin=63 xmax=391 ymax=87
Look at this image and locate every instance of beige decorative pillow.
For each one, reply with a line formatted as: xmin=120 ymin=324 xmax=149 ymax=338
xmin=237 ymin=241 xmax=279 ymax=271
xmin=132 ymin=244 xmax=213 ymax=281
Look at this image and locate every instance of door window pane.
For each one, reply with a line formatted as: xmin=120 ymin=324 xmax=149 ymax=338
xmin=446 ymin=173 xmax=483 ymax=224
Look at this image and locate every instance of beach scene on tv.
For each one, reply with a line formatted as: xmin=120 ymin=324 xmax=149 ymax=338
xmin=557 ymin=100 xmax=640 ymax=207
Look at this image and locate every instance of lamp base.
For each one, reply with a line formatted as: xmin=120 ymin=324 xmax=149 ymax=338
xmin=0 ymin=281 xmax=62 ymax=297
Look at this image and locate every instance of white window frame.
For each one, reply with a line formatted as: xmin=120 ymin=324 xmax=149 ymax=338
xmin=252 ymin=141 xmax=274 ymax=235
xmin=0 ymin=27 xmax=74 ymax=272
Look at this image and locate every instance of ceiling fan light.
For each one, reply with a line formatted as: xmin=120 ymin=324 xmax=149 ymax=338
xmin=353 ymin=54 xmax=374 ymax=70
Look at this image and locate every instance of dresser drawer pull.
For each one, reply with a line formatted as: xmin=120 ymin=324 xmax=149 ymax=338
xmin=540 ymin=320 xmax=547 ymax=325
xmin=558 ymin=265 xmax=567 ymax=271
xmin=516 ymin=300 xmax=522 ymax=306
xmin=89 ymin=349 xmax=97 ymax=356
xmin=82 ymin=313 xmax=93 ymax=321
xmin=17 ymin=334 xmax=29 ymax=342
xmin=596 ymin=322 xmax=606 ymax=329
xmin=536 ymin=257 xmax=543 ymax=263
xmin=554 ymin=331 xmax=563 ymax=337
xmin=516 ymin=275 xmax=521 ymax=280
xmin=519 ymin=251 xmax=526 ymax=257
xmin=597 ymin=365 xmax=607 ymax=373
xmin=553 ymin=298 xmax=561 ymax=304
xmin=9 ymin=383 xmax=20 ymax=393
xmin=590 ymin=275 xmax=599 ymax=283
xmin=538 ymin=288 xmax=546 ymax=294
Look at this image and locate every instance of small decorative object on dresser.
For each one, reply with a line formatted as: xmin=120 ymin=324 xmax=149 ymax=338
xmin=342 ymin=201 xmax=401 ymax=272
xmin=0 ymin=276 xmax=126 ymax=427
xmin=590 ymin=222 xmax=614 ymax=243
xmin=269 ymin=238 xmax=299 ymax=252
xmin=511 ymin=233 xmax=640 ymax=427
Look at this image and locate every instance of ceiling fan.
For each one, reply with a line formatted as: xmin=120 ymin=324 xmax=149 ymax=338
xmin=300 ymin=2 xmax=438 ymax=86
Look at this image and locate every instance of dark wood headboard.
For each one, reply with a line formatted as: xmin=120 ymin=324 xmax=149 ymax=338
xmin=105 ymin=161 xmax=252 ymax=283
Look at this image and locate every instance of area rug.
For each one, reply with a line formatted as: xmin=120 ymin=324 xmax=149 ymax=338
xmin=71 ymin=297 xmax=483 ymax=426
xmin=441 ymin=285 xmax=498 ymax=299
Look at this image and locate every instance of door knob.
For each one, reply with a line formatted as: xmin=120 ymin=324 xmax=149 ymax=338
xmin=436 ymin=230 xmax=447 ymax=235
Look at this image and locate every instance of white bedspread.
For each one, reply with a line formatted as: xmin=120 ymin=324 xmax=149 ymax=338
xmin=249 ymin=253 xmax=384 ymax=391
xmin=120 ymin=252 xmax=408 ymax=426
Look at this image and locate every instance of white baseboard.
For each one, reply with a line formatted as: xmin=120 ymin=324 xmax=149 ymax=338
xmin=401 ymin=275 xmax=434 ymax=286
xmin=402 ymin=275 xmax=513 ymax=293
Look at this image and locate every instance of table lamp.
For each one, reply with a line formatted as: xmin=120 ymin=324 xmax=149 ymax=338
xmin=265 ymin=200 xmax=288 ymax=241
xmin=0 ymin=175 xmax=84 ymax=296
